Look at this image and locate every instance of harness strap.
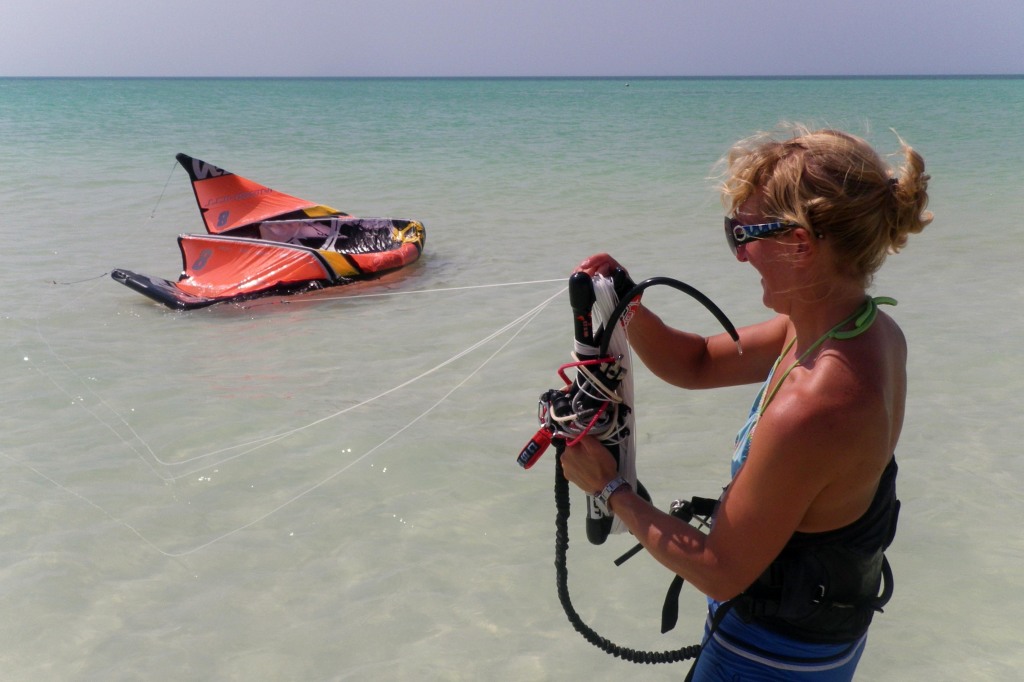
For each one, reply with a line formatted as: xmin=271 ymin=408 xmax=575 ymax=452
xmin=661 ymin=576 xmax=685 ymax=634
xmin=875 ymin=554 xmax=895 ymax=612
xmin=659 ymin=496 xmax=720 ymax=634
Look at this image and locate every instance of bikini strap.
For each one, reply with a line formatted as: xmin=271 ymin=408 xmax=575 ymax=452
xmin=832 ymin=296 xmax=896 ymax=340
xmin=760 ymin=297 xmax=896 ymax=412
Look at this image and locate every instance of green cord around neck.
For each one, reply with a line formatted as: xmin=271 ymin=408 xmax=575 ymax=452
xmin=759 ymin=296 xmax=896 ymax=413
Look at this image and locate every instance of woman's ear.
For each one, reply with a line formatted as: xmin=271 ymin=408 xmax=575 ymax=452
xmin=794 ymin=227 xmax=811 ymax=250
xmin=791 ymin=227 xmax=815 ymax=259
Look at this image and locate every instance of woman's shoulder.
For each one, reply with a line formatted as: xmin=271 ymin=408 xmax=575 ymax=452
xmin=750 ymin=346 xmax=897 ymax=526
xmin=830 ymin=311 xmax=907 ymax=395
xmin=765 ymin=316 xmax=905 ymax=468
xmin=817 ymin=325 xmax=903 ymax=414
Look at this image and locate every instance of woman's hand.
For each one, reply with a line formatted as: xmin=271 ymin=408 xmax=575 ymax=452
xmin=574 ymin=253 xmax=627 ymax=279
xmin=560 ymin=435 xmax=620 ymax=495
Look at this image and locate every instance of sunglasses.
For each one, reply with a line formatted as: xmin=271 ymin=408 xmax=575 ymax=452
xmin=724 ymin=217 xmax=797 ymax=255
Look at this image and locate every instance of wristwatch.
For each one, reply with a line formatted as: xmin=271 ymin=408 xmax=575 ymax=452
xmin=593 ymin=476 xmax=631 ymax=516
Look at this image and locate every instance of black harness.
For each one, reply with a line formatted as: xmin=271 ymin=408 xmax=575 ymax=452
xmin=674 ymin=460 xmax=900 ymax=679
xmin=730 ymin=458 xmax=900 ymax=643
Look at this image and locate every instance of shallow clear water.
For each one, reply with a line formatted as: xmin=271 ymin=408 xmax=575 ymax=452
xmin=2 ymin=77 xmax=1022 ymax=680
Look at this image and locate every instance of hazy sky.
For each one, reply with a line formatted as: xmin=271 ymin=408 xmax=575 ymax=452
xmin=2 ymin=0 xmax=1021 ymax=77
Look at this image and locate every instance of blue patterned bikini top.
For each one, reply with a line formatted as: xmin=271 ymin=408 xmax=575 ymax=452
xmin=731 ymin=370 xmax=773 ymax=477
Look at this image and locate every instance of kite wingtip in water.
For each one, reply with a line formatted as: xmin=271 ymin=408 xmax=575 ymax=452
xmin=112 ymin=153 xmax=426 ymax=310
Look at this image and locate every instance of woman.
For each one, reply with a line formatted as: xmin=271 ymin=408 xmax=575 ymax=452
xmin=561 ymin=127 xmax=931 ymax=680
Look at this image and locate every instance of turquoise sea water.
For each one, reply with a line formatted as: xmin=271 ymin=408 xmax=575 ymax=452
xmin=2 ymin=77 xmax=1022 ymax=680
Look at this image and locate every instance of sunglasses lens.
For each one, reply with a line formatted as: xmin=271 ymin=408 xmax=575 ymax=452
xmin=724 ymin=217 xmax=739 ymax=255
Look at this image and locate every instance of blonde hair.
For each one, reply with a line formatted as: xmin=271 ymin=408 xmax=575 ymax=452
xmin=722 ymin=126 xmax=933 ymax=283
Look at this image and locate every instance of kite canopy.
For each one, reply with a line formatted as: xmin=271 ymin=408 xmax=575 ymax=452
xmin=112 ymin=154 xmax=425 ymax=310
xmin=175 ymin=153 xmax=346 ymax=234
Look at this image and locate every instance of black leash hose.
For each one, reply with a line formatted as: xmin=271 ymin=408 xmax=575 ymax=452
xmin=600 ymin=276 xmax=740 ymax=358
xmin=554 ymin=447 xmax=702 ymax=664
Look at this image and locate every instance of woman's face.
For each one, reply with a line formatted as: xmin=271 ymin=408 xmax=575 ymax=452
xmin=732 ymin=192 xmax=798 ymax=312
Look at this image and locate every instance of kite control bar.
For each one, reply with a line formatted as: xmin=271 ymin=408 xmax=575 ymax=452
xmin=517 ymin=269 xmax=632 ymax=471
xmin=518 ymin=269 xmax=741 ymax=472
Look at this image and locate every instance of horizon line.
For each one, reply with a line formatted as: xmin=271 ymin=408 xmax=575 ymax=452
xmin=3 ymin=73 xmax=1022 ymax=80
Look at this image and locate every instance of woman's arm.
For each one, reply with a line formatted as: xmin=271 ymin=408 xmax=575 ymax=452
xmin=626 ymin=305 xmax=789 ymax=390
xmin=574 ymin=253 xmax=790 ymax=390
